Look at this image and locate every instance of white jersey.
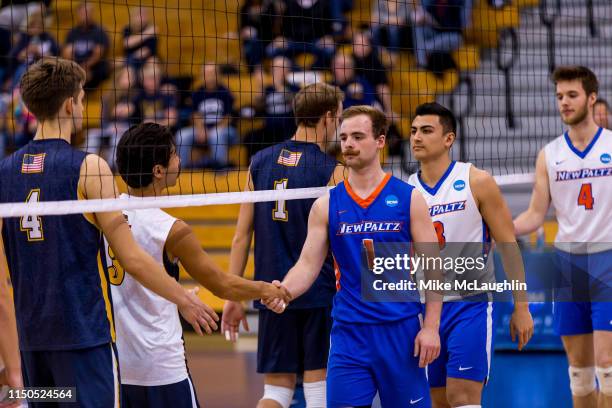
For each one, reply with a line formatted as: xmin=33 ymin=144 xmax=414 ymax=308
xmin=545 ymin=127 xmax=612 ymax=253
xmin=108 ymin=194 xmax=187 ymax=386
xmin=409 ymin=161 xmax=494 ymax=301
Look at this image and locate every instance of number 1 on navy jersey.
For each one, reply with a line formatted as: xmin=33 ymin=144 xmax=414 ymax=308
xmin=272 ymin=179 xmax=289 ymax=221
xmin=577 ymin=183 xmax=594 ymax=210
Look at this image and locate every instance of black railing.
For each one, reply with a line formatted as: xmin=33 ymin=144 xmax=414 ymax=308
xmin=496 ymin=28 xmax=519 ymax=129
xmin=586 ymin=0 xmax=598 ymax=37
xmin=449 ymin=75 xmax=474 ymax=162
xmin=539 ymin=0 xmax=561 ymax=73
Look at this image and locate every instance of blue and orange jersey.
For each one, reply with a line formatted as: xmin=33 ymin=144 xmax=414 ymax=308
xmin=0 ymin=139 xmax=114 ymax=351
xmin=328 ymin=174 xmax=422 ymax=324
xmin=250 ymin=139 xmax=337 ymax=309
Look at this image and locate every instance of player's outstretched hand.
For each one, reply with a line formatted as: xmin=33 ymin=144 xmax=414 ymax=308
xmin=221 ymin=301 xmax=249 ymax=342
xmin=261 ymin=281 xmax=292 ymax=304
xmin=414 ymin=326 xmax=441 ymax=368
xmin=510 ymin=304 xmax=534 ymax=351
xmin=0 ymin=366 xmax=23 ymax=408
xmin=178 ymin=287 xmax=219 ymax=335
xmin=261 ymin=280 xmax=288 ymax=314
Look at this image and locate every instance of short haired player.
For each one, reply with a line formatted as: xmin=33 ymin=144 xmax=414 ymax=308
xmin=0 ymin=58 xmax=215 ymax=407
xmin=514 ymin=66 xmax=612 ymax=408
xmin=223 ymin=83 xmax=345 ymax=408
xmin=265 ymin=105 xmax=443 ymax=407
xmin=112 ymin=122 xmax=291 ymax=407
xmin=409 ymin=102 xmax=534 ymax=408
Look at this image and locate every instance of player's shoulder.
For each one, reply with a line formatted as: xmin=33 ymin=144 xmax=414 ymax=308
xmin=467 ymin=164 xmax=495 ymax=187
xmin=80 ymin=153 xmax=112 ymax=177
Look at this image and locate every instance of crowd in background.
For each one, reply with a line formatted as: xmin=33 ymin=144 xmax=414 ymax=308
xmin=0 ymin=0 xmax=474 ymax=168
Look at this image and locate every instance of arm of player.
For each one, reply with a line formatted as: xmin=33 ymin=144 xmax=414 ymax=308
xmin=266 ymin=194 xmax=331 ymax=312
xmin=223 ymin=168 xmax=256 ymax=341
xmin=0 ymin=220 xmax=23 ymax=396
xmin=409 ymin=190 xmax=442 ymax=368
xmin=79 ymin=154 xmax=218 ymax=335
xmin=471 ymin=168 xmax=534 ymax=351
xmin=514 ymin=150 xmax=551 ymax=236
xmin=166 ymin=220 xmax=291 ymax=303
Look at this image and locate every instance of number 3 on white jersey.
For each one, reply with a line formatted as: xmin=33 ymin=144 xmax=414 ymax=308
xmin=20 ymin=189 xmax=44 ymax=241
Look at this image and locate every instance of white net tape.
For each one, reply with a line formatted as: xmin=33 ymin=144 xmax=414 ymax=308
xmin=0 ymin=173 xmax=534 ymax=218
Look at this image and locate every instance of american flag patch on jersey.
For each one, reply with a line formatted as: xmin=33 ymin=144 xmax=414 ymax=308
xmin=277 ymin=149 xmax=302 ymax=166
xmin=21 ymin=153 xmax=46 ymax=173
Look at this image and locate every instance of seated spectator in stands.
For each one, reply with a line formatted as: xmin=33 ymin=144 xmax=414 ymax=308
xmin=191 ymin=63 xmax=238 ymax=168
xmin=239 ymin=0 xmax=282 ymax=74
xmin=243 ymin=55 xmax=298 ymax=158
xmin=0 ymin=0 xmax=48 ymax=31
xmin=7 ymin=10 xmax=58 ymax=89
xmin=352 ymin=30 xmax=394 ymax=117
xmin=331 ymin=52 xmax=379 ymax=109
xmin=594 ymin=98 xmax=610 ymax=129
xmin=267 ymin=0 xmax=336 ymax=69
xmin=371 ymin=0 xmax=413 ymax=55
xmin=84 ymin=65 xmax=138 ymax=166
xmin=7 ymin=88 xmax=37 ymax=149
xmin=0 ymin=1 xmax=49 ymax=82
xmin=412 ymin=0 xmax=472 ymax=71
xmin=61 ymin=2 xmax=110 ymax=90
xmin=133 ymin=61 xmax=178 ymax=129
xmin=176 ymin=112 xmax=230 ymax=169
xmin=123 ymin=6 xmax=158 ymax=68
xmin=262 ymin=56 xmax=297 ymax=143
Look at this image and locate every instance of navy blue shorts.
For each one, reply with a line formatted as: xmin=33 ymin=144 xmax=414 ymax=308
xmin=122 ymin=377 xmax=200 ymax=408
xmin=257 ymin=307 xmax=332 ymax=373
xmin=21 ymin=343 xmax=120 ymax=408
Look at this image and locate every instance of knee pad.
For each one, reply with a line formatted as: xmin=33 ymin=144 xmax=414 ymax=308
xmin=596 ymin=366 xmax=612 ymax=396
xmin=568 ymin=366 xmax=597 ymax=397
xmin=262 ymin=384 xmax=294 ymax=408
xmin=303 ymin=380 xmax=326 ymax=408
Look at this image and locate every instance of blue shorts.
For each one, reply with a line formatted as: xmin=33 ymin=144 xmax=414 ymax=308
xmin=21 ymin=343 xmax=120 ymax=408
xmin=122 ymin=377 xmax=200 ymax=408
xmin=553 ymin=249 xmax=612 ymax=335
xmin=327 ymin=317 xmax=430 ymax=408
xmin=257 ymin=307 xmax=332 ymax=373
xmin=427 ymin=295 xmax=495 ymax=388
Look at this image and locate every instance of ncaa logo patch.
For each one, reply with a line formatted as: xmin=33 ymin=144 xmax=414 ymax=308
xmin=600 ymin=153 xmax=611 ymax=164
xmin=453 ymin=180 xmax=466 ymax=191
xmin=385 ymin=195 xmax=399 ymax=207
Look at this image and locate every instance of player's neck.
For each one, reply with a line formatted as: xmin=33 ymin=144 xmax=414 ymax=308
xmin=33 ymin=119 xmax=73 ymax=143
xmin=127 ymin=184 xmax=162 ymax=198
xmin=292 ymin=126 xmax=325 ymax=150
xmin=418 ymin=155 xmax=453 ymax=187
xmin=347 ymin=164 xmax=387 ymax=196
xmin=567 ymin=118 xmax=600 ymax=148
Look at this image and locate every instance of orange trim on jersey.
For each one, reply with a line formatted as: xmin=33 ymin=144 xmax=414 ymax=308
xmin=344 ymin=173 xmax=392 ymax=209
xmin=333 ymin=256 xmax=341 ymax=291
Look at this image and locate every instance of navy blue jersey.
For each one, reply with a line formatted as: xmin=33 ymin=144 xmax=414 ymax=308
xmin=329 ymin=175 xmax=422 ymax=324
xmin=0 ymin=139 xmax=114 ymax=351
xmin=251 ymin=140 xmax=337 ymax=309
